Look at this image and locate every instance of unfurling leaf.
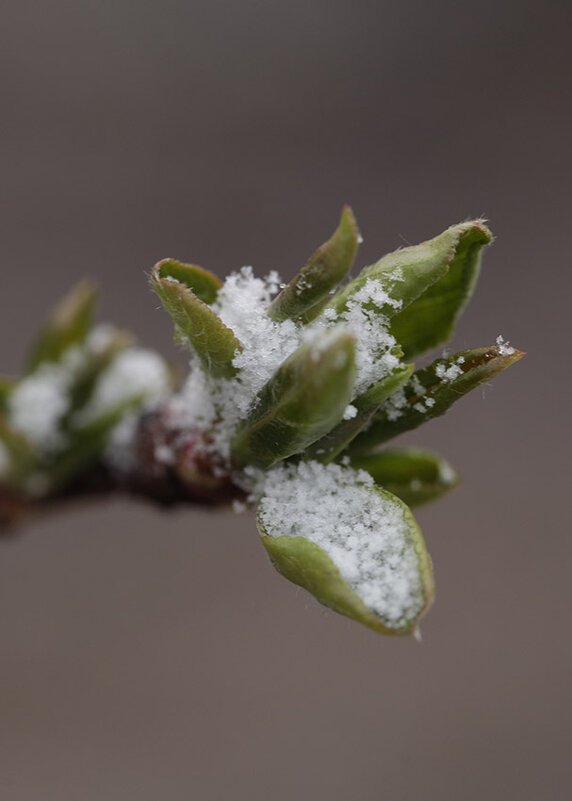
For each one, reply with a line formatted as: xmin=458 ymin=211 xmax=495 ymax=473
xmin=154 ymin=259 xmax=222 ymax=305
xmin=268 ymin=206 xmax=360 ymax=323
xmin=350 ymin=344 xmax=525 ymax=452
xmin=151 ymin=267 xmax=241 ymax=378
xmin=231 ymin=330 xmax=356 ymax=469
xmin=349 ymin=447 xmax=459 ymax=507
xmin=257 ymin=461 xmax=434 ymax=634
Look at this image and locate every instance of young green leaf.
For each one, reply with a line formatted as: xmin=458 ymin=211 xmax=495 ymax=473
xmin=390 ymin=222 xmax=492 ymax=358
xmin=349 ymin=344 xmax=525 ymax=452
xmin=26 ymin=281 xmax=97 ymax=372
xmin=328 ymin=221 xmax=491 ymax=329
xmin=268 ymin=206 xmax=360 ymax=323
xmin=231 ymin=330 xmax=356 ymax=469
xmin=154 ymin=259 xmax=222 ymax=305
xmin=349 ymin=447 xmax=459 ymax=507
xmin=257 ymin=461 xmax=434 ymax=635
xmin=151 ymin=271 xmax=242 ymax=378
xmin=304 ymin=362 xmax=414 ymax=463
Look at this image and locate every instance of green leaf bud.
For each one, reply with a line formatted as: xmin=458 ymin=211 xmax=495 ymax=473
xmin=268 ymin=206 xmax=360 ymax=323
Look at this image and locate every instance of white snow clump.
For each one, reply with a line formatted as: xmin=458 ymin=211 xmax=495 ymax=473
xmin=258 ymin=460 xmax=426 ymax=627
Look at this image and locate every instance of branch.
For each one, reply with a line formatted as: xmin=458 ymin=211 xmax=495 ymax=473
xmin=0 ymin=407 xmax=245 ymax=534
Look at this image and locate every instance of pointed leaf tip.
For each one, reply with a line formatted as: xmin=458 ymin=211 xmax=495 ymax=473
xmin=268 ymin=206 xmax=360 ymax=323
xmin=151 ymin=267 xmax=241 ymax=378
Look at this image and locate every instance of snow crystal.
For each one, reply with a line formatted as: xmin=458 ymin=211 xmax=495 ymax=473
xmin=410 ymin=375 xmax=425 ymax=396
xmin=343 ymin=404 xmax=358 ymax=420
xmin=321 ymin=307 xmax=338 ymax=322
xmin=259 ymin=461 xmax=426 ymax=627
xmin=383 ymin=387 xmax=408 ymax=421
xmin=496 ymin=335 xmax=515 ymax=356
xmin=435 ymin=362 xmax=463 ymax=382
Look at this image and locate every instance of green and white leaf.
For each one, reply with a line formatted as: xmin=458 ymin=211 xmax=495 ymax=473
xmin=257 ymin=461 xmax=434 ymax=635
xmin=349 ymin=344 xmax=525 ymax=452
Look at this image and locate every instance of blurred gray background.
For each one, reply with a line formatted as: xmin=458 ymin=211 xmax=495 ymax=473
xmin=1 ymin=1 xmax=570 ymax=799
